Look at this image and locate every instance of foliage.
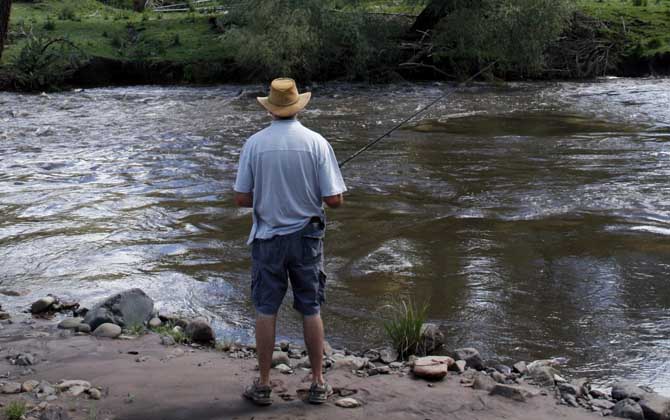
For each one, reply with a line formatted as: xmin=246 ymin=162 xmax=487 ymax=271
xmin=151 ymin=322 xmax=188 ymax=344
xmin=11 ymin=34 xmax=86 ymax=91
xmin=383 ymin=298 xmax=429 ymax=360
xmin=3 ymin=400 xmax=27 ymax=420
xmin=58 ymin=6 xmax=77 ymax=21
xmin=124 ymin=323 xmax=146 ymax=336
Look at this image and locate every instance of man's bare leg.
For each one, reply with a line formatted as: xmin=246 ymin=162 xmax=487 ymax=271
xmin=256 ymin=314 xmax=277 ymax=386
xmin=303 ymin=313 xmax=325 ymax=385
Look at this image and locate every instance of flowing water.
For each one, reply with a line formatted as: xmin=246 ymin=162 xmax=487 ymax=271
xmin=1 ymin=79 xmax=670 ymax=392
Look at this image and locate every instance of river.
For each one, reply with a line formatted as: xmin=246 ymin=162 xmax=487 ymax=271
xmin=1 ymin=78 xmax=669 ymax=393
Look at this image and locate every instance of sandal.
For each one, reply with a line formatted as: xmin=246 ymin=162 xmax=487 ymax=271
xmin=308 ymin=382 xmax=333 ymax=405
xmin=243 ymin=379 xmax=273 ymax=406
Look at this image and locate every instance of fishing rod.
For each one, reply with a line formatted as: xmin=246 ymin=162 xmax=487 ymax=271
xmin=338 ymin=61 xmax=497 ymax=168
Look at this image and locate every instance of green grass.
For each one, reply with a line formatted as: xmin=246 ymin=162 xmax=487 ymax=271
xmin=383 ymin=298 xmax=429 ymax=360
xmin=151 ymin=322 xmax=188 ymax=344
xmin=3 ymin=400 xmax=27 ymax=420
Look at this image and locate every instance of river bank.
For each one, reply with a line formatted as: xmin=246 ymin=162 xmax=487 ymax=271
xmin=3 ymin=290 xmax=665 ymax=420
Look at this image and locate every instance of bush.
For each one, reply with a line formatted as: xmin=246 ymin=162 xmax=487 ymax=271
xmin=383 ymin=298 xmax=429 ymax=360
xmin=58 ymin=6 xmax=77 ymax=21
xmin=43 ymin=17 xmax=56 ymax=31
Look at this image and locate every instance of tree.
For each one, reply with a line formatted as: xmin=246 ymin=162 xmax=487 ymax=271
xmin=0 ymin=0 xmax=11 ymax=61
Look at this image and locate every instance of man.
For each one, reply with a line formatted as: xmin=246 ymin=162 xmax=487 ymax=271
xmin=234 ymin=78 xmax=346 ymax=406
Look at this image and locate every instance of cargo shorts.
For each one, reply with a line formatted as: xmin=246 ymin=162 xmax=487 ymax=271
xmin=250 ymin=218 xmax=326 ymax=316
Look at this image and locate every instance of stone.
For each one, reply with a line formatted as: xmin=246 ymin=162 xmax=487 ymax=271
xmin=69 ymin=385 xmax=87 ymax=397
xmin=513 ymin=361 xmax=528 ymax=375
xmin=36 ymin=381 xmax=56 ymax=399
xmin=332 ymin=354 xmax=368 ymax=371
xmin=0 ymin=311 xmax=9 ymax=320
xmin=450 ymin=360 xmax=467 ymax=374
xmin=1 ymin=381 xmax=22 ymax=394
xmin=0 ymin=288 xmax=27 ymax=296
xmin=612 ymin=398 xmax=645 ymax=420
xmin=376 ymin=365 xmax=391 ymax=374
xmin=31 ymin=296 xmax=56 ymax=314
xmin=558 ymin=382 xmax=580 ymax=397
xmin=364 ymin=349 xmax=381 ymax=362
xmin=491 ymin=371 xmax=507 ymax=384
xmin=639 ymin=393 xmax=670 ymax=420
xmin=22 ymin=380 xmax=40 ymax=392
xmin=592 ymin=399 xmax=615 ymax=410
xmin=451 ymin=348 xmax=484 ymax=371
xmin=148 ymin=317 xmax=162 ymax=328
xmin=57 ymin=380 xmax=91 ymax=391
xmin=389 ymin=361 xmax=404 ymax=369
xmin=490 ymin=384 xmax=537 ymax=402
xmin=185 ymin=318 xmax=215 ymax=345
xmin=591 ymin=389 xmax=608 ymax=399
xmin=473 ymin=372 xmax=497 ymax=391
xmin=88 ymin=388 xmax=102 ymax=400
xmin=272 ymin=351 xmax=290 ymax=367
xmin=379 ymin=348 xmax=398 ymax=364
xmin=323 ymin=340 xmax=333 ymax=356
xmin=612 ymin=381 xmax=648 ymax=401
xmin=92 ymin=323 xmax=122 ymax=338
xmin=528 ymin=365 xmax=557 ymax=387
xmin=278 ymin=340 xmax=290 ymax=352
xmin=336 ymin=397 xmax=362 ymax=408
xmin=274 ymin=364 xmax=293 ymax=374
xmin=420 ymin=323 xmax=445 ymax=353
xmin=76 ymin=323 xmax=91 ymax=334
xmin=160 ymin=335 xmax=176 ymax=346
xmin=412 ymin=356 xmax=454 ymax=381
xmin=572 ymin=378 xmax=590 ymax=397
xmin=493 ymin=364 xmax=512 ymax=375
xmin=296 ymin=357 xmax=311 ymax=369
xmin=58 ymin=318 xmax=83 ymax=330
xmin=83 ymin=288 xmax=154 ymax=330
xmin=39 ymin=406 xmax=72 ymax=420
xmin=17 ymin=353 xmax=35 ymax=366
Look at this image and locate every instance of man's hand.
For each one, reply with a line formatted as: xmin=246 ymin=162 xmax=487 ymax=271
xmin=323 ymin=194 xmax=343 ymax=209
xmin=234 ymin=192 xmax=253 ymax=208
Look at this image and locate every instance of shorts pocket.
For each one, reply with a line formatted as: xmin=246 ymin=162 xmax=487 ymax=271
xmin=302 ymin=222 xmax=325 ymax=263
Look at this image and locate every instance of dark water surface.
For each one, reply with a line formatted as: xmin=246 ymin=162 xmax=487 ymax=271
xmin=1 ymin=79 xmax=670 ymax=393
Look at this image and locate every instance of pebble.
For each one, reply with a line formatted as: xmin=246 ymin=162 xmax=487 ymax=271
xmin=92 ymin=323 xmax=122 ymax=338
xmin=335 ymin=397 xmax=362 ymax=408
xmin=274 ymin=363 xmax=293 ymax=374
xmin=57 ymin=318 xmax=83 ymax=330
xmin=160 ymin=335 xmax=176 ymax=346
xmin=412 ymin=356 xmax=454 ymax=381
xmin=148 ymin=317 xmax=162 ymax=328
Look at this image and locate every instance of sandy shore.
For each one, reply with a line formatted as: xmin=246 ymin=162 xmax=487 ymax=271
xmin=0 ymin=316 xmax=606 ymax=420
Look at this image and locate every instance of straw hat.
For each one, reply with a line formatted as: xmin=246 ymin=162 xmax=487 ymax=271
xmin=257 ymin=78 xmax=311 ymax=117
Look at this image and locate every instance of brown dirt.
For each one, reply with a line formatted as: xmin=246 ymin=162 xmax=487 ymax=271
xmin=0 ymin=318 xmax=603 ymax=420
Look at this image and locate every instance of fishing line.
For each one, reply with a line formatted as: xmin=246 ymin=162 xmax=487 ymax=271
xmin=338 ymin=61 xmax=497 ymax=168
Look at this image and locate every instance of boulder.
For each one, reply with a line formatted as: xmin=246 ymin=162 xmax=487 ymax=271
xmin=612 ymin=381 xmax=648 ymax=401
xmin=420 ymin=323 xmax=445 ymax=354
xmin=490 ymin=384 xmax=537 ymax=402
xmin=336 ymin=397 xmax=362 ymax=408
xmin=31 ymin=296 xmax=56 ymax=314
xmin=58 ymin=318 xmax=83 ymax=330
xmin=451 ymin=348 xmax=484 ymax=371
xmin=185 ymin=318 xmax=215 ymax=345
xmin=272 ymin=351 xmax=291 ymax=367
xmin=92 ymin=323 xmax=122 ymax=338
xmin=1 ymin=381 xmax=22 ymax=394
xmin=84 ymin=288 xmax=154 ymax=330
xmin=639 ymin=393 xmax=670 ymax=420
xmin=612 ymin=398 xmax=645 ymax=420
xmin=413 ymin=356 xmax=454 ymax=381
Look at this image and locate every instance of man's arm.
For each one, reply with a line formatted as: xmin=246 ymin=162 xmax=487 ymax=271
xmin=234 ymin=192 xmax=253 ymax=208
xmin=323 ymin=194 xmax=343 ymax=209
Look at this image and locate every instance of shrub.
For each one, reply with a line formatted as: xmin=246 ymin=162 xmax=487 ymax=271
xmin=383 ymin=298 xmax=429 ymax=360
xmin=58 ymin=6 xmax=77 ymax=21
xmin=4 ymin=400 xmax=27 ymax=420
xmin=43 ymin=17 xmax=56 ymax=31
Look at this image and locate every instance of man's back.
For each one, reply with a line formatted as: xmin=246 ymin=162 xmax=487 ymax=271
xmin=234 ymin=118 xmax=345 ymax=244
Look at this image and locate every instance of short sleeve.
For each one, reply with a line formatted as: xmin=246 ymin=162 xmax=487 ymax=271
xmin=318 ymin=140 xmax=347 ymax=197
xmin=234 ymin=142 xmax=253 ymax=193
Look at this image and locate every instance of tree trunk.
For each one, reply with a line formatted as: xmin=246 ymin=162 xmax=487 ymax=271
xmin=0 ymin=0 xmax=11 ymax=61
xmin=132 ymin=0 xmax=145 ymax=12
xmin=409 ymin=0 xmax=454 ymax=36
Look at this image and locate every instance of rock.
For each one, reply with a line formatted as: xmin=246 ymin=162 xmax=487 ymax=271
xmin=528 ymin=365 xmax=557 ymax=387
xmin=58 ymin=318 xmax=83 ymax=330
xmin=0 ymin=288 xmax=27 ymax=296
xmin=473 ymin=372 xmax=497 ymax=391
xmin=591 ymin=389 xmax=609 ymax=399
xmin=364 ymin=349 xmax=381 ymax=362
xmin=296 ymin=357 xmax=311 ymax=369
xmin=87 ymin=388 xmax=102 ymax=400
xmin=278 ymin=340 xmax=290 ymax=352
xmin=31 ymin=296 xmax=56 ymax=314
xmin=450 ymin=360 xmax=467 ymax=374
xmin=412 ymin=356 xmax=454 ymax=381
xmin=83 ymin=288 xmax=154 ymax=330
xmin=323 ymin=340 xmax=333 ymax=357
xmin=36 ymin=381 xmax=56 ymax=399
xmin=39 ymin=406 xmax=72 ymax=420
xmin=17 ymin=352 xmax=35 ymax=366
xmin=69 ymin=385 xmax=87 ymax=397
xmin=274 ymin=364 xmax=293 ymax=374
xmin=572 ymin=378 xmax=590 ymax=397
xmin=57 ymin=380 xmax=91 ymax=391
xmin=185 ymin=318 xmax=215 ymax=345
xmin=272 ymin=351 xmax=291 ymax=367
xmin=376 ymin=365 xmax=391 ymax=374
xmin=389 ymin=361 xmax=404 ymax=369
xmin=612 ymin=398 xmax=645 ymax=420
xmin=332 ymin=354 xmax=368 ymax=371
xmin=22 ymin=379 xmax=40 ymax=393
xmin=160 ymin=335 xmax=176 ymax=346
xmin=379 ymin=348 xmax=398 ymax=364
xmin=159 ymin=314 xmax=189 ymax=328
xmin=491 ymin=371 xmax=507 ymax=383
xmin=148 ymin=317 xmax=162 ymax=328
xmin=592 ymin=399 xmax=616 ymax=410
xmin=0 ymin=311 xmax=10 ymax=320
xmin=639 ymin=393 xmax=670 ymax=420
xmin=420 ymin=323 xmax=445 ymax=353
xmin=92 ymin=323 xmax=122 ymax=338
xmin=493 ymin=364 xmax=512 ymax=375
xmin=1 ymin=381 xmax=22 ymax=394
xmin=451 ymin=348 xmax=484 ymax=371
xmin=558 ymin=382 xmax=580 ymax=397
xmin=513 ymin=361 xmax=528 ymax=375
xmin=490 ymin=384 xmax=537 ymax=402
xmin=612 ymin=381 xmax=648 ymax=401
xmin=336 ymin=397 xmax=362 ymax=408
xmin=76 ymin=323 xmax=91 ymax=334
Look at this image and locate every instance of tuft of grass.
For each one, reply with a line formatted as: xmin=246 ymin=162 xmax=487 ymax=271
xmin=124 ymin=323 xmax=146 ymax=336
xmin=151 ymin=322 xmax=188 ymax=344
xmin=383 ymin=298 xmax=429 ymax=360
xmin=4 ymin=400 xmax=27 ymax=420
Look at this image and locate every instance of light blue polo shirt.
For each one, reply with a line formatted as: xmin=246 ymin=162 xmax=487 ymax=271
xmin=234 ymin=119 xmax=347 ymax=245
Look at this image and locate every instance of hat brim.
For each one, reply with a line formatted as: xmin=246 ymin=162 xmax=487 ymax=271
xmin=257 ymin=92 xmax=311 ymax=117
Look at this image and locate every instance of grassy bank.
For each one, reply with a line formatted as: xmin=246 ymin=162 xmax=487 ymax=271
xmin=1 ymin=0 xmax=669 ymax=90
